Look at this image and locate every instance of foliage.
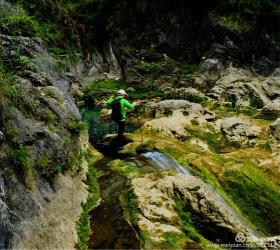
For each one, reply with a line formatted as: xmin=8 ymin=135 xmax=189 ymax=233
xmin=220 ymin=15 xmax=250 ymax=32
xmin=43 ymin=110 xmax=56 ymax=123
xmin=10 ymin=147 xmax=35 ymax=189
xmin=36 ymin=155 xmax=50 ymax=169
xmin=0 ymin=12 xmax=41 ymax=36
xmin=83 ymin=79 xmax=124 ymax=95
xmin=67 ymin=120 xmax=88 ymax=134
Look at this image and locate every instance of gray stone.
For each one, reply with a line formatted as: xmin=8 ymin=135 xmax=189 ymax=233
xmin=164 ymin=87 xmax=207 ymax=103
xmin=262 ymin=71 xmax=280 ymax=99
xmin=269 ymin=118 xmax=280 ymax=140
xmin=261 ymin=99 xmax=280 ymax=116
xmin=221 ymin=117 xmax=259 ymax=145
xmin=0 ymin=131 xmax=4 ymax=144
xmin=199 ymin=58 xmax=224 ymax=75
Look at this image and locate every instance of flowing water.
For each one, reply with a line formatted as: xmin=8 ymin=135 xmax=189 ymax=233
xmin=83 ymin=108 xmax=259 ymax=248
xmin=88 ymin=157 xmax=140 ymax=249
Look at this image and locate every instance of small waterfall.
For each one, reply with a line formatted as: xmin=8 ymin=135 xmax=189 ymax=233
xmin=142 ymin=151 xmax=191 ymax=176
xmin=142 ymin=151 xmax=259 ymax=240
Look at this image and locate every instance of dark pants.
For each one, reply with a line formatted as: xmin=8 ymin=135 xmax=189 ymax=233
xmin=117 ymin=121 xmax=125 ymax=136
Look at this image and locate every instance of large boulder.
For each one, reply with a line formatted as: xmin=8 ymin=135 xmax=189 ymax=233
xmin=221 ymin=117 xmax=259 ymax=146
xmin=261 ymin=99 xmax=280 ymax=116
xmin=127 ymin=172 xmax=256 ymax=249
xmin=198 ymin=58 xmax=224 ymax=76
xmin=164 ymin=87 xmax=207 ymax=103
xmin=269 ymin=118 xmax=280 ymax=140
xmin=209 ymin=67 xmax=270 ymax=108
xmin=261 ymin=68 xmax=280 ymax=99
xmin=144 ymin=100 xmax=215 ymax=140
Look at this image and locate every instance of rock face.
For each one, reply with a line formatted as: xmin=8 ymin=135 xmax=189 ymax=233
xmin=129 ymin=172 xmax=256 ymax=248
xmin=221 ymin=117 xmax=259 ymax=146
xmin=261 ymin=99 xmax=280 ymax=116
xmin=0 ymin=32 xmax=92 ymax=248
xmin=208 ymin=67 xmax=270 ymax=108
xmin=269 ymin=118 xmax=280 ymax=140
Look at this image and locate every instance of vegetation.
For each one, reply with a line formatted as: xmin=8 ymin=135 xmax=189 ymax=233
xmin=222 ymin=165 xmax=280 ymax=235
xmin=83 ymin=79 xmax=124 ymax=95
xmin=0 ymin=11 xmax=41 ymax=36
xmin=67 ymin=120 xmax=88 ymax=134
xmin=174 ymin=200 xmax=202 ymax=243
xmin=76 ymin=154 xmax=100 ymax=250
xmin=120 ymin=189 xmax=139 ymax=227
xmin=10 ymin=147 xmax=35 ymax=190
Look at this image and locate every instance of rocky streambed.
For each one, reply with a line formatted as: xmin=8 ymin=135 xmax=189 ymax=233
xmin=83 ymin=104 xmax=280 ymax=249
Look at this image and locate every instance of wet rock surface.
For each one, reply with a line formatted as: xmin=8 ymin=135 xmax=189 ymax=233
xmin=129 ymin=172 xmax=256 ymax=248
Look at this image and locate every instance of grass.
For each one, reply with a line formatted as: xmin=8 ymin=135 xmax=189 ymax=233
xmin=36 ymin=155 xmax=50 ymax=169
xmin=174 ymin=200 xmax=202 ymax=243
xmin=10 ymin=147 xmax=35 ymax=190
xmin=0 ymin=70 xmax=22 ymax=107
xmin=202 ymin=100 xmax=258 ymax=117
xmin=43 ymin=110 xmax=56 ymax=123
xmin=84 ymin=79 xmax=125 ymax=95
xmin=67 ymin=120 xmax=88 ymax=134
xmin=221 ymin=163 xmax=280 ymax=235
xmin=0 ymin=12 xmax=41 ymax=36
xmin=219 ymin=15 xmax=251 ymax=33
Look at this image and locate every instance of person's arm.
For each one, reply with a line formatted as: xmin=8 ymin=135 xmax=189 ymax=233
xmin=107 ymin=98 xmax=114 ymax=106
xmin=123 ymin=99 xmax=135 ymax=109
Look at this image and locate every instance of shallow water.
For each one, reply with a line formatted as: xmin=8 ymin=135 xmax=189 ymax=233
xmin=80 ymin=107 xmax=138 ymax=147
xmin=142 ymin=151 xmax=191 ymax=176
xmin=88 ymin=157 xmax=140 ymax=249
xmin=83 ymin=107 xmax=259 ymax=248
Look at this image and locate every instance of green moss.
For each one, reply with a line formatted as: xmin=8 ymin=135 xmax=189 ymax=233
xmin=36 ymin=155 xmax=50 ymax=169
xmin=120 ymin=188 xmax=138 ymax=227
xmin=67 ymin=120 xmax=88 ymax=134
xmin=222 ymin=164 xmax=280 ymax=234
xmin=84 ymin=79 xmax=125 ymax=95
xmin=76 ymin=165 xmax=100 ymax=250
xmin=175 ymin=200 xmax=202 ymax=243
xmin=10 ymin=147 xmax=35 ymax=190
xmin=109 ymin=159 xmax=138 ymax=177
xmin=43 ymin=110 xmax=56 ymax=123
xmin=162 ymin=231 xmax=187 ymax=249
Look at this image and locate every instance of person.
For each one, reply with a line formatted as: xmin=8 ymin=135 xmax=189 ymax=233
xmin=107 ymin=89 xmax=136 ymax=137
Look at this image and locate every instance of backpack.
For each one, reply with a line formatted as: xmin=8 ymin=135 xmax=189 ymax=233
xmin=111 ymin=98 xmax=122 ymax=122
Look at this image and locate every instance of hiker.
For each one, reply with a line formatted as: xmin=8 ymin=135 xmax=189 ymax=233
xmin=107 ymin=89 xmax=138 ymax=136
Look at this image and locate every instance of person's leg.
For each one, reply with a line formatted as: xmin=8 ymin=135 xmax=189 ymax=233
xmin=118 ymin=121 xmax=125 ymax=136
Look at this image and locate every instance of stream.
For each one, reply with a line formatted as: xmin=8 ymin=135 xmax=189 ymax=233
xmin=82 ymin=107 xmax=258 ymax=249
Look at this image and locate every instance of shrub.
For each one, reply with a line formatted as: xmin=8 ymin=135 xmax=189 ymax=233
xmin=67 ymin=120 xmax=88 ymax=134
xmin=43 ymin=110 xmax=56 ymax=123
xmin=0 ymin=12 xmax=41 ymax=36
xmin=10 ymin=147 xmax=35 ymax=189
xmin=36 ymin=155 xmax=50 ymax=169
